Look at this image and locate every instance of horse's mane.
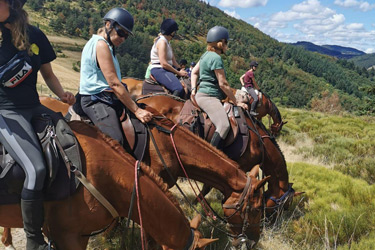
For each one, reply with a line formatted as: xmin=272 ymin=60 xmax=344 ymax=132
xmin=252 ymin=118 xmax=286 ymax=162
xmin=146 ymin=108 xmax=238 ymax=167
xmin=136 ymin=93 xmax=185 ymax=103
xmin=265 ymin=95 xmax=282 ymax=122
xmin=71 ymin=121 xmax=185 ymax=215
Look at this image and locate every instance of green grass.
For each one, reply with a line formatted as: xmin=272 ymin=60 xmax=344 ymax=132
xmin=284 ymin=162 xmax=375 ymax=249
xmin=278 ymin=108 xmax=375 ymax=184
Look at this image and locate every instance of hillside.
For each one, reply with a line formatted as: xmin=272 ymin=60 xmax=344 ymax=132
xmin=349 ymin=53 xmax=375 ymax=69
xmin=25 ymin=0 xmax=375 ymax=115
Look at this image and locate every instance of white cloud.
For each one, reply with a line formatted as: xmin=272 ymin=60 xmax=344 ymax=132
xmin=218 ymin=0 xmax=268 ymax=8
xmin=250 ymin=0 xmax=375 ymax=52
xmin=224 ymin=10 xmax=241 ymax=19
xmin=334 ymin=0 xmax=375 ymax=12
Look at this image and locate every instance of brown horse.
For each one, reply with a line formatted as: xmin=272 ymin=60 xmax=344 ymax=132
xmin=2 ymin=96 xmax=271 ymax=248
xmin=136 ymin=94 xmax=294 ymax=212
xmin=234 ymin=89 xmax=286 ymax=136
xmin=122 ymin=77 xmax=143 ymax=99
xmin=0 ymin=121 xmax=217 ymax=250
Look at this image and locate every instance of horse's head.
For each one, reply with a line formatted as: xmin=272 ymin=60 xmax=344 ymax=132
xmin=222 ymin=165 xmax=270 ymax=249
xmin=270 ymin=120 xmax=287 ymax=137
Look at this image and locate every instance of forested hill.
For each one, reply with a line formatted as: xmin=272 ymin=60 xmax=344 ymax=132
xmin=27 ymin=0 xmax=375 ymax=115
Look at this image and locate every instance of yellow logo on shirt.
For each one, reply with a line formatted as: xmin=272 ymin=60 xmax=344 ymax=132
xmin=31 ymin=43 xmax=39 ymax=55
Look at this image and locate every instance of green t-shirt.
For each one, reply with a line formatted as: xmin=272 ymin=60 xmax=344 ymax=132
xmin=197 ymin=51 xmax=226 ymax=100
xmin=145 ymin=64 xmax=152 ymax=79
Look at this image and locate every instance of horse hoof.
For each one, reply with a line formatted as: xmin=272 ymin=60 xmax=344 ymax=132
xmin=5 ymin=245 xmax=16 ymax=250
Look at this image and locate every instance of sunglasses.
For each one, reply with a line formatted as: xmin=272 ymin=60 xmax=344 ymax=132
xmin=114 ymin=25 xmax=129 ymax=39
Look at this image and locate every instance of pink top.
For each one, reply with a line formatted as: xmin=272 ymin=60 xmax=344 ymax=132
xmin=244 ymin=71 xmax=254 ymax=88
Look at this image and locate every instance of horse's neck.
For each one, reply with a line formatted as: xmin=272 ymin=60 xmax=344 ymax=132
xmin=151 ymin=124 xmax=248 ymax=197
xmin=72 ymin=123 xmax=192 ymax=248
xmin=265 ymin=98 xmax=282 ymax=125
xmin=250 ymin=120 xmax=289 ymax=192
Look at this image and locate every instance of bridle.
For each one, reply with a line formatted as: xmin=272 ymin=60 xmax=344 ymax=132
xmin=146 ymin=117 xmax=262 ymax=245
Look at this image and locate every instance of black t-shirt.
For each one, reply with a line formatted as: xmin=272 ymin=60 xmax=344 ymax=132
xmin=0 ymin=25 xmax=56 ymax=109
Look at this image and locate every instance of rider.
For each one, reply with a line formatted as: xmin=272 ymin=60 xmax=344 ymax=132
xmin=0 ymin=0 xmax=75 ymax=249
xmin=179 ymin=59 xmax=188 ymax=71
xmin=186 ymin=61 xmax=196 ymax=77
xmin=191 ymin=26 xmax=247 ymax=149
xmin=240 ymin=61 xmax=260 ymax=116
xmin=79 ymin=7 xmax=152 ymax=148
xmin=150 ymin=18 xmax=188 ymax=97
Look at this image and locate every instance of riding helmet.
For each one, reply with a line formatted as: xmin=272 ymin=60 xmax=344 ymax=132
xmin=103 ymin=8 xmax=134 ymax=35
xmin=179 ymin=59 xmax=187 ymax=65
xmin=160 ymin=18 xmax=179 ymax=36
xmin=250 ymin=61 xmax=259 ymax=67
xmin=190 ymin=61 xmax=196 ymax=67
xmin=206 ymin=26 xmax=230 ymax=43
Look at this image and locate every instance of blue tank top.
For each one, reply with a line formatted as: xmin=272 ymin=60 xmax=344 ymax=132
xmin=79 ymin=35 xmax=121 ymax=95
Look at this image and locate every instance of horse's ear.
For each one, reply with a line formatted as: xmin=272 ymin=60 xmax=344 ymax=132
xmin=190 ymin=214 xmax=202 ymax=230
xmin=248 ymin=164 xmax=260 ymax=178
xmin=197 ymin=238 xmax=219 ymax=248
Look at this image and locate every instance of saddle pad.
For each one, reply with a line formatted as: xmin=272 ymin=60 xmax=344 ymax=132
xmin=142 ymin=79 xmax=168 ymax=95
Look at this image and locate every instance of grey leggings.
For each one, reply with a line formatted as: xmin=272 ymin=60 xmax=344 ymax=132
xmin=0 ymin=105 xmax=56 ymax=199
xmin=195 ymin=92 xmax=230 ymax=139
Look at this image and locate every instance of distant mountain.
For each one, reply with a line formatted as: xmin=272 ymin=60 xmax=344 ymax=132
xmin=290 ymin=41 xmax=365 ymax=59
xmin=349 ymin=53 xmax=375 ymax=69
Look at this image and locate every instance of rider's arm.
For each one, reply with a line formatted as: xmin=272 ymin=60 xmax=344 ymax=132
xmin=157 ymin=40 xmax=186 ymax=77
xmin=190 ymin=61 xmax=200 ymax=95
xmin=96 ymin=40 xmax=152 ymax=123
xmin=252 ymin=76 xmax=260 ymax=90
xmin=40 ymin=62 xmax=75 ymax=105
xmin=239 ymin=73 xmax=245 ymax=86
xmin=215 ymin=69 xmax=248 ymax=110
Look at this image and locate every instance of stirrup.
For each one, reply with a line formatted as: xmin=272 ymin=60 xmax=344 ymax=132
xmin=249 ymin=110 xmax=259 ymax=116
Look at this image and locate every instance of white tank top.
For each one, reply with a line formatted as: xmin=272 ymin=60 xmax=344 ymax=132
xmin=150 ymin=35 xmax=173 ymax=69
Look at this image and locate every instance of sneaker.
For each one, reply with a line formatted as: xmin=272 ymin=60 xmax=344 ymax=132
xmin=249 ymin=110 xmax=259 ymax=116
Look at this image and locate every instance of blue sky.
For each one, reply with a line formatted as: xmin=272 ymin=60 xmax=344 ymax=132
xmin=205 ymin=0 xmax=375 ymax=53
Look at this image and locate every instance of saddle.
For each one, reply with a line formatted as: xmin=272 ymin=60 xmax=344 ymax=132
xmin=238 ymin=88 xmax=262 ymax=107
xmin=178 ymin=100 xmax=249 ymax=160
xmin=71 ymin=94 xmax=148 ymax=161
xmin=142 ymin=75 xmax=170 ymax=95
xmin=142 ymin=75 xmax=191 ymax=99
xmin=0 ymin=112 xmax=83 ymax=205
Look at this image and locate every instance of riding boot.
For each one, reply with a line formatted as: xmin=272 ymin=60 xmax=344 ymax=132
xmin=21 ymin=199 xmax=49 ymax=250
xmin=210 ymin=132 xmax=224 ymax=150
xmin=172 ymin=89 xmax=181 ymax=97
xmin=250 ymin=101 xmax=259 ymax=116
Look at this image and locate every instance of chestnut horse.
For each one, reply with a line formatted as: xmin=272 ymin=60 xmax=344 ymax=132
xmin=234 ymin=89 xmax=286 ymax=136
xmin=0 ymin=121 xmax=217 ymax=250
xmin=1 ymin=97 xmax=270 ymax=249
xmin=136 ymin=94 xmax=294 ymax=212
xmin=122 ymin=77 xmax=143 ymax=99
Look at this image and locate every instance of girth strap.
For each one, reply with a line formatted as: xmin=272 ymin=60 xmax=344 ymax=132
xmin=72 ymin=168 xmax=119 ymax=218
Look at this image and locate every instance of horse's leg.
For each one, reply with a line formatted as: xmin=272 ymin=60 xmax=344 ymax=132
xmin=192 ymin=184 xmax=212 ymax=205
xmin=1 ymin=228 xmax=15 ymax=250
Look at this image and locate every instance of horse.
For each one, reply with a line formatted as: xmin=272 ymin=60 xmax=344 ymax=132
xmin=234 ymin=89 xmax=286 ymax=136
xmin=0 ymin=121 xmax=217 ymax=250
xmin=135 ymin=94 xmax=295 ymax=213
xmin=122 ymin=77 xmax=143 ymax=99
xmin=2 ymin=96 xmax=270 ymax=249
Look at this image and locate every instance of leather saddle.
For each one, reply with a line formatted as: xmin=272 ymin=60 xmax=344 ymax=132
xmin=238 ymin=88 xmax=263 ymax=107
xmin=71 ymin=94 xmax=148 ymax=161
xmin=178 ymin=100 xmax=249 ymax=160
xmin=142 ymin=75 xmax=191 ymax=100
xmin=0 ymin=112 xmax=83 ymax=205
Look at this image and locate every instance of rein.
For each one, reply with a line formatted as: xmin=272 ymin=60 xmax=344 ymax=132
xmin=147 ymin=118 xmax=259 ymax=239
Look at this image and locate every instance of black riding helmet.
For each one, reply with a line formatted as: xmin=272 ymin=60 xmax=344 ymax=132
xmin=179 ymin=59 xmax=187 ymax=65
xmin=103 ymin=7 xmax=134 ymax=36
xmin=250 ymin=61 xmax=258 ymax=67
xmin=160 ymin=18 xmax=178 ymax=36
xmin=206 ymin=26 xmax=230 ymax=43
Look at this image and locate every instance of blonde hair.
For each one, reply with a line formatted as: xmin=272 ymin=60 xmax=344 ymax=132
xmin=153 ymin=33 xmax=162 ymax=43
xmin=0 ymin=7 xmax=30 ymax=54
xmin=206 ymin=40 xmax=225 ymax=52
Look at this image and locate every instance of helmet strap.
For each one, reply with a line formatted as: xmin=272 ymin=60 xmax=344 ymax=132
xmin=105 ymin=22 xmax=115 ymax=55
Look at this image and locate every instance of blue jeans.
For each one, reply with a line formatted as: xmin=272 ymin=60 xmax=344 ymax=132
xmin=151 ymin=67 xmax=184 ymax=97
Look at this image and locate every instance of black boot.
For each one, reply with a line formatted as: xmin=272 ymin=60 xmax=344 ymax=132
xmin=21 ymin=199 xmax=49 ymax=250
xmin=250 ymin=101 xmax=259 ymax=116
xmin=210 ymin=132 xmax=224 ymax=150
